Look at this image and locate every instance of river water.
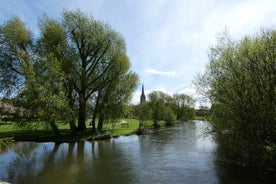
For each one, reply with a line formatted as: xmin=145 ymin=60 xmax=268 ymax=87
xmin=0 ymin=121 xmax=273 ymax=184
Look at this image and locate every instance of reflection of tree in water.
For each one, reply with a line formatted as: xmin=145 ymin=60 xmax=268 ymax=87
xmin=5 ymin=142 xmax=50 ymax=183
xmin=84 ymin=140 xmax=137 ymax=184
xmin=12 ymin=142 xmax=40 ymax=156
xmin=3 ymin=139 xmax=139 ymax=184
xmin=34 ymin=142 xmax=83 ymax=184
xmin=4 ymin=142 xmax=76 ymax=184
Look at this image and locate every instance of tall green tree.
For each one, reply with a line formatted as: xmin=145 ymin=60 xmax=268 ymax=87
xmin=62 ymin=10 xmax=129 ymax=131
xmin=0 ymin=11 xmax=138 ymax=135
xmin=90 ymin=53 xmax=138 ymax=132
xmin=96 ymin=72 xmax=138 ymax=131
xmin=0 ymin=17 xmax=68 ymax=136
xmin=197 ymin=29 xmax=276 ymax=171
xmin=37 ymin=15 xmax=78 ymax=132
xmin=0 ymin=17 xmax=34 ymax=97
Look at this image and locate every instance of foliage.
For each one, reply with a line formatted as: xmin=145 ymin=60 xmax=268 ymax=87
xmin=90 ymin=58 xmax=139 ymax=132
xmin=134 ymin=91 xmax=194 ymax=129
xmin=197 ymin=29 xmax=276 ymax=172
xmin=0 ymin=17 xmax=33 ymax=97
xmin=171 ymin=94 xmax=195 ymax=121
xmin=61 ymin=10 xmax=137 ymax=131
xmin=135 ymin=102 xmax=151 ymax=123
xmin=0 ymin=10 xmax=138 ymax=135
xmin=0 ymin=137 xmax=14 ymax=150
xmin=163 ymin=107 xmax=176 ymax=126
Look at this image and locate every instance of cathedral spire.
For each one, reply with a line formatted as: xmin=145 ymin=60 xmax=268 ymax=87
xmin=140 ymin=84 xmax=146 ymax=103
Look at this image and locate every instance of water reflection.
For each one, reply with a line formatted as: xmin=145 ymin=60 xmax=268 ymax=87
xmin=0 ymin=121 xmax=273 ymax=184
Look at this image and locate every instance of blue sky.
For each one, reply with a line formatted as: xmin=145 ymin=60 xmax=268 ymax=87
xmin=0 ymin=0 xmax=275 ymax=105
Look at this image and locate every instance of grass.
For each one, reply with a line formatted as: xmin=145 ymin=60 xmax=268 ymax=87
xmin=0 ymin=119 xmax=140 ymax=143
xmin=102 ymin=119 xmax=139 ymax=137
xmin=0 ymin=118 xmax=186 ymax=143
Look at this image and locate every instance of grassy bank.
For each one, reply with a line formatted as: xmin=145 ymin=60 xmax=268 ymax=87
xmin=0 ymin=119 xmax=192 ymax=143
xmin=0 ymin=119 xmax=139 ymax=143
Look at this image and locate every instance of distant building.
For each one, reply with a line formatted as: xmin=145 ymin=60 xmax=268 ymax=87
xmin=140 ymin=84 xmax=146 ymax=103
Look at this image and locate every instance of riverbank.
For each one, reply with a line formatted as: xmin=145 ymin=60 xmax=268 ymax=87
xmin=0 ymin=119 xmax=193 ymax=143
xmin=0 ymin=119 xmax=139 ymax=143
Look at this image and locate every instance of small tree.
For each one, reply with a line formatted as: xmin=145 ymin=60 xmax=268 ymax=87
xmin=163 ymin=107 xmax=176 ymax=126
xmin=171 ymin=94 xmax=195 ymax=121
xmin=148 ymin=91 xmax=167 ymax=127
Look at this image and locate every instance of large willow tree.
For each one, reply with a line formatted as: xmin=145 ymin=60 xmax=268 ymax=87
xmin=0 ymin=10 xmax=138 ymax=134
xmin=61 ymin=10 xmax=137 ymax=131
xmin=197 ymin=29 xmax=276 ymax=172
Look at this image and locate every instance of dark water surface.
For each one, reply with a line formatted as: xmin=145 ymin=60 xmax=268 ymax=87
xmin=0 ymin=121 xmax=273 ymax=184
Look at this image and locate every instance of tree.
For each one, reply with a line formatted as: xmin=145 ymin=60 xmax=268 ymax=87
xmin=148 ymin=91 xmax=167 ymax=127
xmin=163 ymin=106 xmax=176 ymax=126
xmin=146 ymin=91 xmax=194 ymax=127
xmin=197 ymin=29 xmax=276 ymax=171
xmin=0 ymin=17 xmax=68 ymax=136
xmin=62 ymin=10 xmax=130 ymax=131
xmin=0 ymin=17 xmax=34 ymax=97
xmin=37 ymin=15 xmax=78 ymax=132
xmin=0 ymin=11 xmax=138 ymax=136
xmin=171 ymin=94 xmax=195 ymax=121
xmin=89 ymin=54 xmax=138 ymax=132
xmin=94 ymin=73 xmax=138 ymax=131
xmin=135 ymin=102 xmax=150 ymax=123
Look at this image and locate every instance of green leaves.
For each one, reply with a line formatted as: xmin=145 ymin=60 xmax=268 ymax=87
xmin=0 ymin=17 xmax=33 ymax=96
xmin=145 ymin=91 xmax=194 ymax=127
xmin=198 ymin=28 xmax=276 ymax=171
xmin=0 ymin=10 xmax=138 ymax=134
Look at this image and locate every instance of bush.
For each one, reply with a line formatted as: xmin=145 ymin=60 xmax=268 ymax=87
xmin=163 ymin=107 xmax=176 ymax=126
xmin=198 ymin=29 xmax=276 ymax=172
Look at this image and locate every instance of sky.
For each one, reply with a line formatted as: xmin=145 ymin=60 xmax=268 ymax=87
xmin=0 ymin=0 xmax=275 ymax=105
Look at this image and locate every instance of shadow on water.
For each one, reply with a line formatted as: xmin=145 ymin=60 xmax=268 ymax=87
xmin=214 ymin=158 xmax=275 ymax=184
xmin=0 ymin=121 xmax=274 ymax=184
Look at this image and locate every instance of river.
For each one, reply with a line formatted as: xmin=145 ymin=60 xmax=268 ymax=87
xmin=0 ymin=121 xmax=273 ymax=184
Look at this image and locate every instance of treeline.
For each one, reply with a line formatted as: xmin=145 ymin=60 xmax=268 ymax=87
xmin=132 ymin=91 xmax=195 ymax=129
xmin=0 ymin=10 xmax=138 ymax=135
xmin=196 ymin=29 xmax=276 ymax=172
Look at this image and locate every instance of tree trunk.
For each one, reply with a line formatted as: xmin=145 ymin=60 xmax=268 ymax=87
xmin=97 ymin=116 xmax=104 ymax=131
xmin=68 ymin=87 xmax=77 ymax=133
xmin=77 ymin=94 xmax=87 ymax=131
xmin=49 ymin=120 xmax=61 ymax=137
xmin=91 ymin=113 xmax=97 ymax=134
xmin=70 ymin=119 xmax=77 ymax=134
xmin=91 ymin=91 xmax=101 ymax=134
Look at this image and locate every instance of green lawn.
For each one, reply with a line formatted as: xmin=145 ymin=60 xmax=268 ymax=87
xmin=0 ymin=119 xmax=183 ymax=143
xmin=0 ymin=119 xmax=140 ymax=143
xmin=103 ymin=119 xmax=139 ymax=136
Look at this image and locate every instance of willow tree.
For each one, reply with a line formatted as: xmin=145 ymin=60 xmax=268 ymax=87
xmin=93 ymin=60 xmax=139 ymax=132
xmin=0 ymin=17 xmax=34 ymax=97
xmin=197 ymin=29 xmax=276 ymax=171
xmin=37 ymin=15 xmax=78 ymax=132
xmin=62 ymin=10 xmax=131 ymax=131
xmin=0 ymin=17 xmax=38 ymax=121
xmin=0 ymin=17 xmax=68 ymax=136
xmin=0 ymin=11 xmax=138 ymax=135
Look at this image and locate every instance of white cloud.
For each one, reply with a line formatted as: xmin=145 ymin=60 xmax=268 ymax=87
xmin=145 ymin=68 xmax=176 ymax=77
xmin=179 ymin=86 xmax=197 ymax=97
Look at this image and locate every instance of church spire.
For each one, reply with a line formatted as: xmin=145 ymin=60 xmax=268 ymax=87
xmin=140 ymin=84 xmax=146 ymax=103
